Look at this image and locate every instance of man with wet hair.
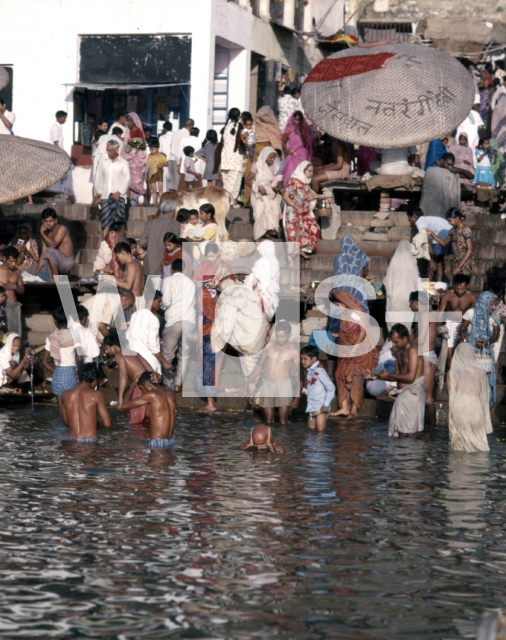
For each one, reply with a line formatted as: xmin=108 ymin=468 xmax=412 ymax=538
xmin=120 ymin=370 xmax=176 ymax=449
xmin=61 ymin=363 xmax=111 ymax=443
xmin=103 ymin=329 xmax=154 ymax=420
xmin=239 ymin=424 xmax=285 ymax=453
xmin=376 ymin=323 xmax=425 ymax=437
xmin=238 ymin=320 xmax=299 ymax=425
xmin=440 ymin=273 xmax=476 ymax=368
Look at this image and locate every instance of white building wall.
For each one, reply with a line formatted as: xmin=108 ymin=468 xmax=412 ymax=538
xmin=0 ymin=0 xmax=253 ymax=152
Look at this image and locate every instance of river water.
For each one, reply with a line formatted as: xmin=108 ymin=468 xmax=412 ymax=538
xmin=0 ymin=406 xmax=505 ymax=638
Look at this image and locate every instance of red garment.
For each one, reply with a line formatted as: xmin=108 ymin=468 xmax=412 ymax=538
xmin=333 ymin=291 xmax=378 ymax=411
xmin=129 ymin=385 xmax=150 ymax=424
xmin=194 ymin=258 xmax=233 ymax=337
xmin=284 ymin=177 xmax=320 ymax=258
xmin=162 ymin=245 xmax=182 ymax=266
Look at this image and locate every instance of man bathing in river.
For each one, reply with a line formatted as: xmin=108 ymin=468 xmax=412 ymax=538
xmin=239 ymin=424 xmax=285 ymax=453
xmin=103 ymin=329 xmax=154 ymax=423
xmin=61 ymin=363 xmax=111 ymax=443
xmin=237 ymin=321 xmax=299 ymax=425
xmin=120 ymin=371 xmax=176 ymax=448
xmin=439 ymin=273 xmax=476 ymax=368
xmin=409 ymin=290 xmax=438 ymax=427
xmin=372 ymin=323 xmax=425 ymax=437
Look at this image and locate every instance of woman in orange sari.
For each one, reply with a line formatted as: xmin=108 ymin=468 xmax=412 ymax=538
xmin=330 ymin=290 xmax=378 ymax=419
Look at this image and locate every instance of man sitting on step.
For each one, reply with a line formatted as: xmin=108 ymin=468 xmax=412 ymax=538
xmin=32 ymin=207 xmax=75 ymax=282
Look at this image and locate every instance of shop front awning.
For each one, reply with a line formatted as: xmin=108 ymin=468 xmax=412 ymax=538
xmin=63 ymin=82 xmax=190 ymax=91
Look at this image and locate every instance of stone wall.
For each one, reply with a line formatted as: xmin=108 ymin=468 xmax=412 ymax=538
xmin=359 ymin=0 xmax=505 ymax=22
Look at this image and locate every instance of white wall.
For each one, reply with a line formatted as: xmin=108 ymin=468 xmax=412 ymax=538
xmin=0 ymin=0 xmax=252 ymax=152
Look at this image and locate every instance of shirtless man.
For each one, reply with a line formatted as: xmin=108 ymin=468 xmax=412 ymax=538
xmin=377 ymin=323 xmax=425 ymax=437
xmin=237 ymin=321 xmax=299 ymax=425
xmin=113 ymin=242 xmax=145 ymax=305
xmin=311 ymin=138 xmax=351 ymax=192
xmin=61 ymin=363 xmax=111 ymax=443
xmin=239 ymin=424 xmax=285 ymax=453
xmin=120 ymin=370 xmax=176 ymax=448
xmin=36 ymin=208 xmax=75 ymax=281
xmin=409 ymin=291 xmax=438 ymax=427
xmin=103 ymin=329 xmax=153 ymax=410
xmin=440 ymin=273 xmax=476 ymax=367
xmin=0 ymin=246 xmax=24 ymax=335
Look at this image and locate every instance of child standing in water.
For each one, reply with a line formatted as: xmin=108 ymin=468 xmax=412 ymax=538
xmin=300 ymin=345 xmax=335 ymax=432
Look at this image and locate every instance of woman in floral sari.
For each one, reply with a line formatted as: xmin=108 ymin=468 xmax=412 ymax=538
xmin=283 ymin=161 xmax=325 ymax=264
xmin=120 ymin=112 xmax=147 ymax=205
xmin=330 ymin=290 xmax=378 ymax=419
xmin=282 ymin=111 xmax=313 ymax=185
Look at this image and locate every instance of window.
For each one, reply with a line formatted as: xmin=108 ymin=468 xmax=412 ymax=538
xmin=358 ymin=21 xmax=414 ymax=43
xmin=270 ymin=0 xmax=284 ymax=24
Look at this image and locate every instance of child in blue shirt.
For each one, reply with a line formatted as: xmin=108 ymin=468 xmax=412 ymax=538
xmin=300 ymin=345 xmax=336 ymax=432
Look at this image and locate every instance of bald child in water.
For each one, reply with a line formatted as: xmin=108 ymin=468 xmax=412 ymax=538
xmin=61 ymin=363 xmax=111 ymax=443
xmin=239 ymin=424 xmax=285 ymax=453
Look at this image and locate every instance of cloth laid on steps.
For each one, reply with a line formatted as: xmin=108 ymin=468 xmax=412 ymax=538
xmin=364 ymin=174 xmax=416 ymax=191
xmin=388 ymin=376 xmax=425 ymax=437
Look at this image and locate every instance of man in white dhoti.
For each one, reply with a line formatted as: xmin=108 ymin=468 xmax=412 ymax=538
xmin=126 ymin=292 xmax=172 ymax=375
xmin=375 ymin=323 xmax=425 ymax=437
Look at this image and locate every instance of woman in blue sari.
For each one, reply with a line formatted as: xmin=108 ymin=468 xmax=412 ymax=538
xmin=466 ymin=291 xmax=500 ymax=407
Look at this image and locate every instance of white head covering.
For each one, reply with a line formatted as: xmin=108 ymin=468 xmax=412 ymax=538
xmin=0 ymin=333 xmax=21 ymax=372
xmin=384 ymin=240 xmax=419 ymax=331
xmin=291 ymin=161 xmax=313 ymax=185
xmin=246 ymin=240 xmax=280 ymax=321
xmin=255 ymin=146 xmax=280 ymax=185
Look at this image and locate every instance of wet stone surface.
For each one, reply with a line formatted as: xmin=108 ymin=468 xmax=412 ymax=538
xmin=0 ymin=406 xmax=504 ymax=638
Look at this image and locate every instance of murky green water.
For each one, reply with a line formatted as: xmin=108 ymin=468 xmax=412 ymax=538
xmin=0 ymin=406 xmax=504 ymax=638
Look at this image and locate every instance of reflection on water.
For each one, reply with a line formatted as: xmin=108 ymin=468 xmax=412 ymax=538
xmin=0 ymin=407 xmax=504 ymax=638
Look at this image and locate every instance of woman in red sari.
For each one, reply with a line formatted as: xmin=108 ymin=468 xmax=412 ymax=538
xmin=193 ymin=243 xmax=233 ymax=413
xmin=330 ymin=290 xmax=378 ymax=419
xmin=283 ymin=161 xmax=326 ymax=264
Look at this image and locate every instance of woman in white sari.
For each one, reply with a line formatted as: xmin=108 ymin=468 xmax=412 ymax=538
xmin=0 ymin=333 xmax=31 ymax=388
xmin=245 ymin=147 xmax=281 ymax=241
xmin=245 ymin=239 xmax=280 ymax=322
xmin=384 ymin=240 xmax=419 ymax=332
xmin=448 ymin=342 xmax=493 ymax=452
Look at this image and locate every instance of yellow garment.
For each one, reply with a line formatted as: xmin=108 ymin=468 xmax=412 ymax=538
xmin=146 ymin=152 xmax=167 ymax=178
xmin=411 ymin=228 xmax=430 ymax=261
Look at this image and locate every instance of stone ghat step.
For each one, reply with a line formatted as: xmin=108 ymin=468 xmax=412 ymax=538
xmin=339 ymin=209 xmax=506 ymax=230
xmin=301 ymin=255 xmax=389 ymax=272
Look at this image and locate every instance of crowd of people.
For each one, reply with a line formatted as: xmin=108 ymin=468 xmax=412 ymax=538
xmin=1 ymin=64 xmax=505 ymax=454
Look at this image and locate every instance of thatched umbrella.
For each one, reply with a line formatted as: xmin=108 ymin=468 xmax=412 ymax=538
xmin=0 ymin=67 xmax=8 ymax=90
xmin=0 ymin=136 xmax=71 ymax=203
xmin=301 ymin=43 xmax=475 ymax=148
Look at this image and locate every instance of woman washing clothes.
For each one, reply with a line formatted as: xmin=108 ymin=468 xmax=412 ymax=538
xmin=0 ymin=333 xmax=33 ymax=391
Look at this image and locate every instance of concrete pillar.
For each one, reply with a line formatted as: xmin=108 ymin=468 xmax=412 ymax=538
xmin=283 ymin=0 xmax=295 ymax=29
xmin=228 ymin=48 xmax=251 ymax=113
xmin=238 ymin=0 xmax=249 ymax=8
xmin=259 ymin=0 xmax=270 ymax=19
xmin=303 ymin=0 xmax=313 ymax=32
